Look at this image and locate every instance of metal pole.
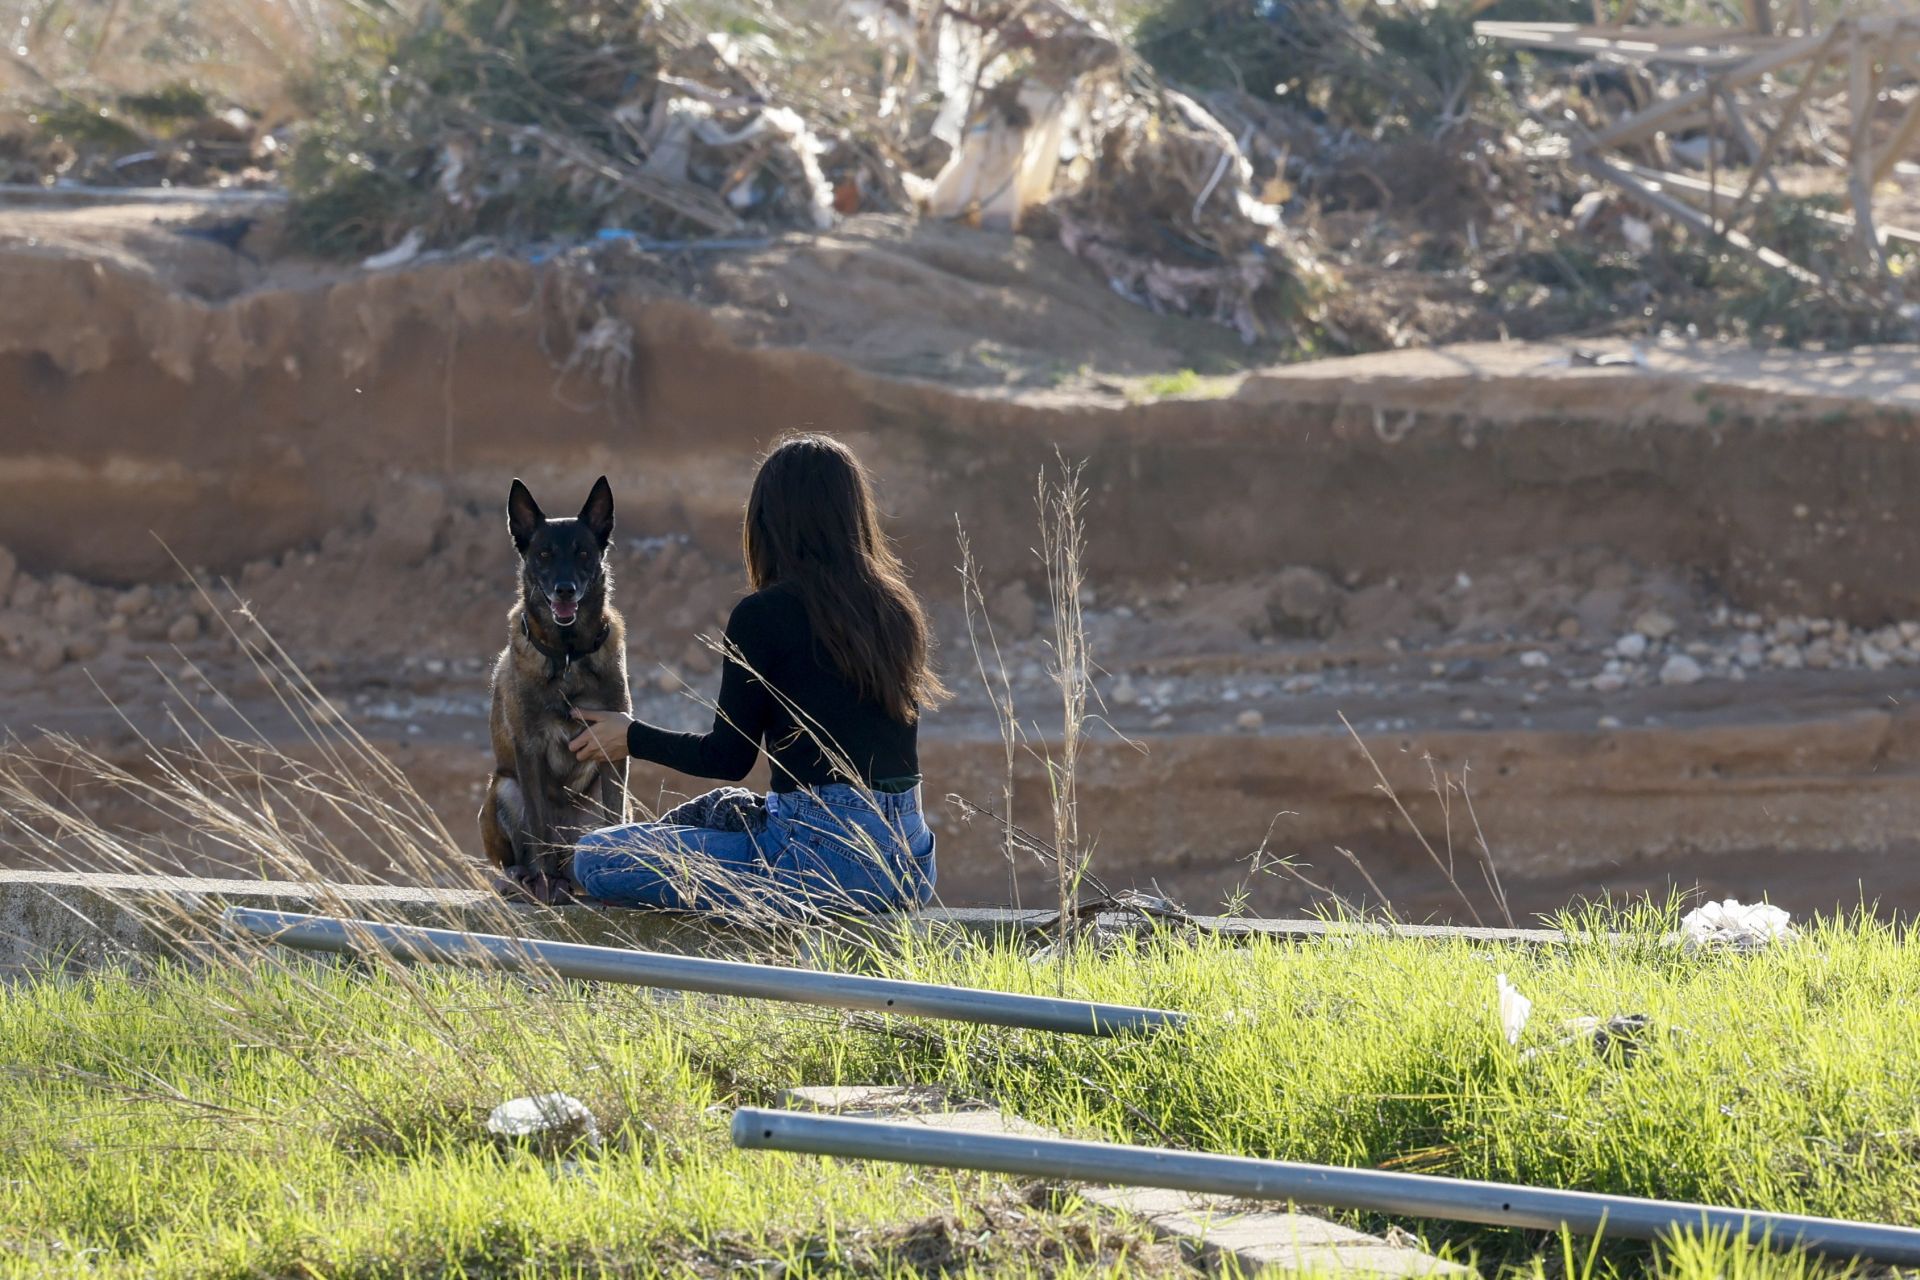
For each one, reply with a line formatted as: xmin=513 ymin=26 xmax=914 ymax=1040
xmin=224 ymin=909 xmax=1184 ymax=1037
xmin=731 ymin=1109 xmax=1920 ymax=1266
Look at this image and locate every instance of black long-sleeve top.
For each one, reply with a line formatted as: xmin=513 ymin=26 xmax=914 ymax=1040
xmin=624 ymin=582 xmax=919 ymax=793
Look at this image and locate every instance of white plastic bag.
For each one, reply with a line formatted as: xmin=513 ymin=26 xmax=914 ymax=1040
xmin=1496 ymin=972 xmax=1532 ymax=1047
xmin=1679 ymin=899 xmax=1796 ymax=953
xmin=486 ymin=1093 xmax=601 ymax=1151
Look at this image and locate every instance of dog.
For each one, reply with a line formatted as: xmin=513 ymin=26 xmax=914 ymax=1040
xmin=479 ymin=476 xmax=631 ymax=902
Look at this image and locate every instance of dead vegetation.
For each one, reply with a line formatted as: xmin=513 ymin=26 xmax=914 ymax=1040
xmin=4 ymin=0 xmax=1917 ymax=352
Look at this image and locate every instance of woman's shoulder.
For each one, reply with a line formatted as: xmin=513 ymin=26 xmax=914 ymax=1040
xmin=730 ymin=581 xmax=807 ymax=632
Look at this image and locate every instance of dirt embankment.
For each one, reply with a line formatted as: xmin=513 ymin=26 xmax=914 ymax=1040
xmin=8 ymin=205 xmax=1920 ymax=920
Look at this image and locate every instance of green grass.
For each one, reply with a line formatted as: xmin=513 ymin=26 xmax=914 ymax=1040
xmin=0 ymin=961 xmax=1181 ymax=1278
xmin=4 ymin=907 xmax=1917 ymax=1278
xmin=1129 ymin=369 xmax=1238 ymax=402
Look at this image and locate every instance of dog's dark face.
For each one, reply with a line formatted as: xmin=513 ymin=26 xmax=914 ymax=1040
xmin=507 ymin=476 xmax=615 ymax=630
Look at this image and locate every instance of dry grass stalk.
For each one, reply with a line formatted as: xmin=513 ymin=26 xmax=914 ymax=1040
xmin=955 ymin=519 xmax=1025 ymax=908
xmin=1337 ymin=711 xmax=1515 ymax=928
xmin=1036 ymin=454 xmax=1094 ymax=977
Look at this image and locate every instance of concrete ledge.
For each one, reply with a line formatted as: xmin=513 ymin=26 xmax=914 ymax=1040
xmin=0 ymin=871 xmax=1563 ymax=976
xmin=780 ymin=1085 xmax=1470 ymax=1277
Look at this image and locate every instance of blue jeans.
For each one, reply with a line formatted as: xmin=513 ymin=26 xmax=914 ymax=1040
xmin=572 ymin=783 xmax=936 ymax=916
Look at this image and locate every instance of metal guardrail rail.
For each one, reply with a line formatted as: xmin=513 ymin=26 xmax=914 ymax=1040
xmin=732 ymin=1108 xmax=1920 ymax=1265
xmin=225 ymin=908 xmax=1186 ymax=1036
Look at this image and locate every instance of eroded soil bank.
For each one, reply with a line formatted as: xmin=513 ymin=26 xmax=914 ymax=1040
xmin=6 ymin=205 xmax=1920 ymax=920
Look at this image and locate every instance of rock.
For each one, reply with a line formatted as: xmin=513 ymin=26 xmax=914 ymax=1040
xmin=992 ymin=580 xmax=1038 ymax=639
xmin=1555 ymin=617 xmax=1582 ymax=640
xmin=0 ymin=609 xmax=31 ymax=653
xmin=9 ymin=575 xmax=44 ymax=611
xmin=1659 ymin=654 xmax=1703 ymax=686
xmin=1633 ymin=610 xmax=1677 ymax=640
xmin=0 ymin=545 xmax=15 ymax=604
xmin=1597 ymin=715 xmax=1622 ymax=730
xmin=1149 ymin=712 xmax=1174 ymax=729
xmin=1773 ymin=617 xmax=1809 ymax=644
xmin=48 ymin=581 xmax=100 ymax=629
xmin=64 ymin=634 xmax=103 ymax=663
xmin=114 ymin=584 xmax=153 ymax=616
xmin=1340 ymin=583 xmax=1416 ymax=638
xmin=1267 ymin=565 xmax=1340 ymax=636
xmin=1281 ymin=673 xmax=1318 ymax=694
xmin=1234 ymin=709 xmax=1264 ymax=732
xmin=1591 ymin=672 xmax=1627 ymax=693
xmin=1110 ymin=675 xmax=1139 ymax=706
xmin=1804 ymin=639 xmax=1834 ymax=670
xmin=167 ymin=614 xmax=203 ymax=645
xmin=1519 ymin=650 xmax=1551 ymax=669
xmin=1614 ymin=633 xmax=1649 ymax=660
xmin=1767 ymin=644 xmax=1804 ymax=669
xmin=26 ymin=636 xmax=66 ymax=675
xmin=1445 ymin=658 xmax=1486 ymax=683
xmin=1735 ymin=634 xmax=1765 ymax=668
xmin=1863 ymin=643 xmax=1893 ymax=672
xmin=374 ymin=480 xmax=450 ymax=568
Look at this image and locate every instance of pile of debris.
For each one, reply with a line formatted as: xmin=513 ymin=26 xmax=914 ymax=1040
xmin=258 ymin=0 xmax=1311 ymax=341
xmin=1 ymin=86 xmax=279 ymax=189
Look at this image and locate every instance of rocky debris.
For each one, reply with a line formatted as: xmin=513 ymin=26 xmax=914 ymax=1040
xmin=373 ymin=480 xmax=451 ymax=569
xmin=993 ymin=581 xmax=1039 ymax=640
xmin=1268 ymin=565 xmax=1340 ymax=637
xmin=1234 ymin=709 xmax=1265 ymax=732
xmin=1658 ymin=654 xmax=1703 ymax=686
xmin=1633 ymin=610 xmax=1677 ymax=640
xmin=1570 ymin=609 xmax=1920 ymax=694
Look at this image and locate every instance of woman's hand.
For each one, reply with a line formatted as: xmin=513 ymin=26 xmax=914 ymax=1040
xmin=569 ymin=708 xmax=634 ymax=764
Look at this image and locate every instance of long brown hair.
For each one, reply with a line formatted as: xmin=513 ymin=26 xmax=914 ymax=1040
xmin=743 ymin=433 xmax=946 ymax=723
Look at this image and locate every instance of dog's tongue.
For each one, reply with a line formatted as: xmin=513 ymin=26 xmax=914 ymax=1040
xmin=551 ymin=598 xmax=578 ymax=626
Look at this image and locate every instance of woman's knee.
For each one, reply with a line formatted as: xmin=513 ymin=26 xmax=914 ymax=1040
xmin=571 ymin=825 xmax=644 ymax=893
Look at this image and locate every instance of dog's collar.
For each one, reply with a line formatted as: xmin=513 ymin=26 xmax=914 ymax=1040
xmin=521 ymin=613 xmax=610 ymax=682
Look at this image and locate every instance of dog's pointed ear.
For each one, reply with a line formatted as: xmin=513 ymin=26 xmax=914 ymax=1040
xmin=507 ymin=479 xmax=545 ymax=554
xmin=578 ymin=475 xmax=615 ymax=549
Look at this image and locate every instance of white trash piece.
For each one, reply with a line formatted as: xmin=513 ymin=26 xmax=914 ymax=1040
xmin=487 ymin=1093 xmax=601 ymax=1150
xmin=1679 ymin=899 xmax=1796 ymax=953
xmin=362 ymin=228 xmax=424 ymax=272
xmin=1496 ymin=972 xmax=1532 ymax=1047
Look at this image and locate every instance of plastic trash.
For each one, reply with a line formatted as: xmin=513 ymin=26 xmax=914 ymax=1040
xmin=1496 ymin=972 xmax=1532 ymax=1046
xmin=1679 ymin=899 xmax=1796 ymax=953
xmin=362 ymin=228 xmax=424 ymax=271
xmin=486 ymin=1093 xmax=602 ymax=1152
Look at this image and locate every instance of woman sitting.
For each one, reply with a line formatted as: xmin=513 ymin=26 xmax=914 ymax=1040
xmin=564 ymin=432 xmax=944 ymax=916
